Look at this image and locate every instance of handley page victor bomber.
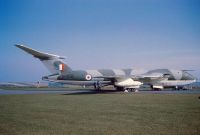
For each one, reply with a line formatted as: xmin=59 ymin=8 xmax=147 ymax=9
xmin=16 ymin=45 xmax=196 ymax=91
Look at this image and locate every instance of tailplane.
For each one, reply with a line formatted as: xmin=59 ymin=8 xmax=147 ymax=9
xmin=15 ymin=44 xmax=72 ymax=74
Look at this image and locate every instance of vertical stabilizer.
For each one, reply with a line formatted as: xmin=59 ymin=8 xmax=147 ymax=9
xmin=15 ymin=44 xmax=72 ymax=74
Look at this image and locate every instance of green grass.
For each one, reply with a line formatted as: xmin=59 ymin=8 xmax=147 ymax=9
xmin=0 ymin=87 xmax=77 ymax=90
xmin=0 ymin=93 xmax=200 ymax=135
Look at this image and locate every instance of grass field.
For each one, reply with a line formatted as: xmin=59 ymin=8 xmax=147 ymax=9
xmin=0 ymin=93 xmax=200 ymax=135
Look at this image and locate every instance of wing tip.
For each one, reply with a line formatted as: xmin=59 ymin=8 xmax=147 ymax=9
xmin=15 ymin=44 xmax=27 ymax=50
xmin=15 ymin=44 xmax=24 ymax=47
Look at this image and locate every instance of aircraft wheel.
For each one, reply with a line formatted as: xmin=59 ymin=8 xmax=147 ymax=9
xmin=94 ymin=81 xmax=101 ymax=90
xmin=116 ymin=87 xmax=124 ymax=91
xmin=153 ymin=88 xmax=161 ymax=91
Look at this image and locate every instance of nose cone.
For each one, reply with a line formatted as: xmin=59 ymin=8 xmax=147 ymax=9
xmin=137 ymin=81 xmax=143 ymax=85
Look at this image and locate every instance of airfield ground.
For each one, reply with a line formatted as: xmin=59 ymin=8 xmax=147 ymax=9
xmin=0 ymin=89 xmax=200 ymax=135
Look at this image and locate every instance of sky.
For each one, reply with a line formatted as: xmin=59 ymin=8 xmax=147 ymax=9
xmin=0 ymin=0 xmax=200 ymax=82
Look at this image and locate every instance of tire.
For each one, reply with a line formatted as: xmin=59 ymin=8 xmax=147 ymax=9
xmin=116 ymin=87 xmax=124 ymax=91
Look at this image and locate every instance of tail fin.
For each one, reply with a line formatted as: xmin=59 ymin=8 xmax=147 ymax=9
xmin=15 ymin=44 xmax=72 ymax=74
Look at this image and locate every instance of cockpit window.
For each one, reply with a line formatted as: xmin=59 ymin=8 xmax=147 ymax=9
xmin=182 ymin=72 xmax=195 ymax=80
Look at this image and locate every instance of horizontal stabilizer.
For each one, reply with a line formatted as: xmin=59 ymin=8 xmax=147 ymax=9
xmin=15 ymin=44 xmax=65 ymax=60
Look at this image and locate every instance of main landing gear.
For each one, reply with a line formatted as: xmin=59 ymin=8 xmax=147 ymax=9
xmin=124 ymin=88 xmax=139 ymax=93
xmin=94 ymin=81 xmax=101 ymax=90
xmin=115 ymin=87 xmax=138 ymax=93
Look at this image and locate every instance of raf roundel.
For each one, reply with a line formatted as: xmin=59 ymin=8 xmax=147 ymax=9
xmin=85 ymin=74 xmax=92 ymax=81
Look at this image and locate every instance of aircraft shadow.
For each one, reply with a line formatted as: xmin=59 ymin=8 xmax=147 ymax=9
xmin=62 ymin=90 xmax=120 ymax=95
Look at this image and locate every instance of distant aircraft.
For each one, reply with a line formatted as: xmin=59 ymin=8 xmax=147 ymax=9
xmin=15 ymin=44 xmax=197 ymax=91
xmin=135 ymin=69 xmax=196 ymax=90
